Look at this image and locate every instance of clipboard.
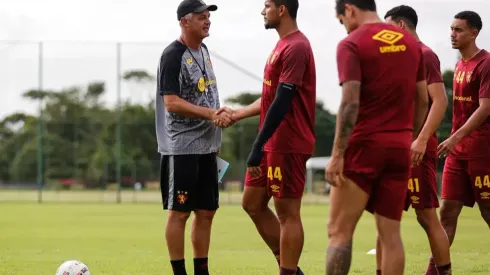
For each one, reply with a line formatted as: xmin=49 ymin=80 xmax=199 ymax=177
xmin=217 ymin=157 xmax=230 ymax=182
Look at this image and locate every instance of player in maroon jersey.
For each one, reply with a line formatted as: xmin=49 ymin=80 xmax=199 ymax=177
xmin=214 ymin=1 xmax=316 ymax=274
xmin=436 ymin=9 xmax=490 ymax=272
xmin=325 ymin=0 xmax=429 ymax=274
xmin=380 ymin=5 xmax=452 ymax=275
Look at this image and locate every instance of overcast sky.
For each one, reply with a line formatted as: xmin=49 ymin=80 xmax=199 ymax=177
xmin=1 ymin=0 xmax=489 ymax=119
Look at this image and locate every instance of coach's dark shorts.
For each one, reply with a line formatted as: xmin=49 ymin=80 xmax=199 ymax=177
xmin=160 ymin=153 xmax=219 ymax=212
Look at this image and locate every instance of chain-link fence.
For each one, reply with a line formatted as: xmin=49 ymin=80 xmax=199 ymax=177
xmin=0 ymin=40 xmax=332 ymax=204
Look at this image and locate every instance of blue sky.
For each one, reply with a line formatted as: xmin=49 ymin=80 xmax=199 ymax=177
xmin=1 ymin=0 xmax=488 ymax=119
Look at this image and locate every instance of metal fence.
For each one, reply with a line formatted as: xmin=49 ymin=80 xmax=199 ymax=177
xmin=0 ymin=40 xmax=334 ymax=204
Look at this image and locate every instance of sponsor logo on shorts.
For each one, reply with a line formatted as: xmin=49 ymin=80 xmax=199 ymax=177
xmin=177 ymin=191 xmax=188 ymax=204
xmin=372 ymin=30 xmax=406 ymax=53
xmin=480 ymin=192 xmax=490 ymax=200
xmin=410 ymin=196 xmax=419 ymax=203
xmin=270 ymin=184 xmax=280 ymax=193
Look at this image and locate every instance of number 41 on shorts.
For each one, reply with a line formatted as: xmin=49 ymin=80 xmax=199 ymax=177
xmin=408 ymin=178 xmax=420 ymax=193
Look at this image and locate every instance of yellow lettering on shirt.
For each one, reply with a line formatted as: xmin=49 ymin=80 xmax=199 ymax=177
xmin=372 ymin=30 xmax=406 ymax=54
xmin=453 ymin=96 xmax=472 ymax=102
xmin=379 ymin=45 xmax=406 ymax=53
xmin=455 ymin=70 xmax=465 ymax=83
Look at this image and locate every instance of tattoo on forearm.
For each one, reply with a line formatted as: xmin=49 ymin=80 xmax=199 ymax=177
xmin=334 ymin=103 xmax=359 ymax=155
xmin=326 ymin=241 xmax=353 ymax=275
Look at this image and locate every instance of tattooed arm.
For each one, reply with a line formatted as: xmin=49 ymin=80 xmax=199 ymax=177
xmin=332 ymin=80 xmax=361 ymax=158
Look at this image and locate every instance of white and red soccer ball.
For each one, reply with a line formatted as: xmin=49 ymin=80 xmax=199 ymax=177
xmin=55 ymin=260 xmax=90 ymax=275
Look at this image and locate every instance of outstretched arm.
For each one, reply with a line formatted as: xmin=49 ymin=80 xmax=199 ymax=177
xmin=234 ymin=98 xmax=261 ymax=120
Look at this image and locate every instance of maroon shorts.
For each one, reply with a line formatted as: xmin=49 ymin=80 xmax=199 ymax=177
xmin=404 ymin=151 xmax=440 ymax=210
xmin=343 ymin=144 xmax=411 ymax=221
xmin=244 ymin=152 xmax=310 ymax=198
xmin=441 ymin=155 xmax=490 ymax=207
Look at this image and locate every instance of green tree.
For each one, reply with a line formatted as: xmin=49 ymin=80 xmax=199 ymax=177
xmin=0 ymin=69 xmax=160 ymax=188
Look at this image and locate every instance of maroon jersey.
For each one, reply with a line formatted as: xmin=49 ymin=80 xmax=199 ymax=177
xmin=336 ymin=23 xmax=425 ymax=148
xmin=261 ymin=31 xmax=316 ymax=155
xmin=420 ymin=42 xmax=444 ymax=153
xmin=451 ymin=49 xmax=490 ymax=159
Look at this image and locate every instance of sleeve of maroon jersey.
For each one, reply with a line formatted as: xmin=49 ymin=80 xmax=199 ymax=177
xmin=423 ymin=50 xmax=443 ymax=85
xmin=278 ymin=42 xmax=308 ymax=86
xmin=416 ymin=47 xmax=426 ymax=82
xmin=477 ymin=57 xmax=490 ymax=98
xmin=336 ymin=39 xmax=361 ymax=85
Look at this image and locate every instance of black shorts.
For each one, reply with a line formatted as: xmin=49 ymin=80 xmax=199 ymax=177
xmin=160 ymin=153 xmax=219 ymax=212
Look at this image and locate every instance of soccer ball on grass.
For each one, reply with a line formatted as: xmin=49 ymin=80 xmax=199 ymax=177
xmin=55 ymin=260 xmax=90 ymax=275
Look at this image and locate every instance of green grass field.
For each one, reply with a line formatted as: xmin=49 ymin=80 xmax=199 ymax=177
xmin=1 ymin=192 xmax=489 ymax=274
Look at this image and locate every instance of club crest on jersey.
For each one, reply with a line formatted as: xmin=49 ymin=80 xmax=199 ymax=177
xmin=177 ymin=191 xmax=188 ymax=204
xmin=197 ymin=77 xmax=206 ymax=92
xmin=372 ymin=30 xmax=406 ymax=53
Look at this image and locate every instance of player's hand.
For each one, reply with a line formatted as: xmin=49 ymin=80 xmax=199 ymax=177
xmin=325 ymin=156 xmax=346 ymax=187
xmin=247 ymin=166 xmax=262 ymax=178
xmin=411 ymin=138 xmax=427 ymax=167
xmin=246 ymin=147 xmax=263 ymax=178
xmin=213 ymin=107 xmax=234 ymax=128
xmin=437 ymin=135 xmax=461 ymax=158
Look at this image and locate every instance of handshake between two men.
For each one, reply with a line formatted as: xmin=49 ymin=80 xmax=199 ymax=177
xmin=212 ymin=107 xmax=238 ymax=128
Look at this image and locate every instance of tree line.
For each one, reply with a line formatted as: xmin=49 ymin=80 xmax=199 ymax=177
xmin=0 ymin=69 xmax=455 ymax=187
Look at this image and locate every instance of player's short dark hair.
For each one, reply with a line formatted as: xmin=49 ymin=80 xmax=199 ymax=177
xmin=335 ymin=0 xmax=376 ymax=15
xmin=454 ymin=11 xmax=483 ymax=32
xmin=384 ymin=5 xmax=418 ymax=29
xmin=273 ymin=0 xmax=299 ymax=19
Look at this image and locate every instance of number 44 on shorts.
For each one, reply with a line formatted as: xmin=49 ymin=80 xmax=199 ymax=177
xmin=267 ymin=166 xmax=283 ymax=181
xmin=475 ymin=175 xmax=490 ymax=188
